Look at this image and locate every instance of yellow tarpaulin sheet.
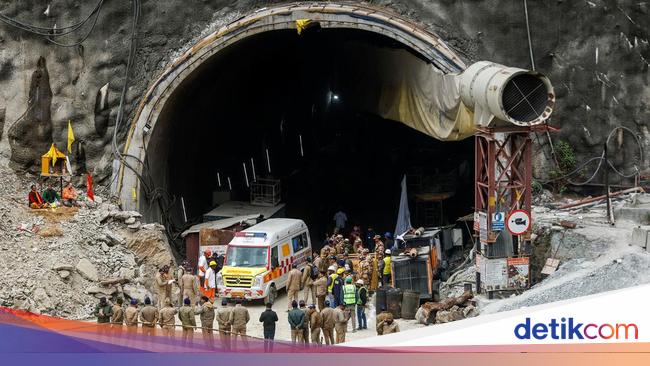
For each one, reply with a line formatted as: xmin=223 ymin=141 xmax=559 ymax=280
xmin=42 ymin=144 xmax=65 ymax=167
xmin=340 ymin=43 xmax=475 ymax=141
xmin=295 ymin=19 xmax=312 ymax=35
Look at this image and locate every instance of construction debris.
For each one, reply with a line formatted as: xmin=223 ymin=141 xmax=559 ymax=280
xmin=417 ymin=290 xmax=477 ymax=324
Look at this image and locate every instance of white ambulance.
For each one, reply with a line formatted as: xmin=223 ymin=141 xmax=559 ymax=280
xmin=216 ymin=218 xmax=312 ymax=303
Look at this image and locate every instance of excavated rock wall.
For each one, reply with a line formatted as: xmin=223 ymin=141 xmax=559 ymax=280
xmin=0 ymin=0 xmax=648 ymax=186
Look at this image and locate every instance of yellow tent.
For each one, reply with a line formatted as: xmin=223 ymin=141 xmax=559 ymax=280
xmin=41 ymin=144 xmax=66 ymax=175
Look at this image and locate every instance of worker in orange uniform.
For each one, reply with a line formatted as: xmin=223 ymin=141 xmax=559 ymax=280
xmin=204 ymin=260 xmax=218 ymax=300
xmin=62 ymin=182 xmax=79 ymax=207
xmin=198 ymin=249 xmax=212 ymax=288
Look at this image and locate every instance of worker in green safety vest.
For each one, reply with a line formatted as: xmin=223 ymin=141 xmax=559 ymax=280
xmin=341 ymin=277 xmax=358 ymax=332
xmin=382 ymin=249 xmax=392 ymax=286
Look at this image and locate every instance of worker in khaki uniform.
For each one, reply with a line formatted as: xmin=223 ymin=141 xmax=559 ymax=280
xmin=197 ymin=296 xmax=215 ymax=348
xmin=301 ymin=257 xmax=317 ymax=305
xmin=124 ymin=299 xmax=139 ymax=334
xmin=216 ymin=299 xmax=233 ymax=350
xmin=159 ymin=299 xmax=177 ymax=337
xmin=155 ymin=265 xmax=174 ymax=309
xmin=178 ymin=297 xmax=196 ymax=346
xmin=286 ymin=263 xmax=302 ymax=310
xmin=299 ymin=300 xmax=310 ymax=344
xmin=180 ymin=267 xmax=200 ymax=307
xmin=334 ymin=303 xmax=349 ymax=344
xmin=111 ymin=298 xmax=124 ymax=331
xmin=229 ymin=299 xmax=250 ymax=349
xmin=307 ymin=304 xmax=322 ymax=345
xmin=320 ymin=300 xmax=336 ymax=345
xmin=313 ymin=271 xmax=328 ymax=311
xmin=139 ymin=297 xmax=159 ymax=337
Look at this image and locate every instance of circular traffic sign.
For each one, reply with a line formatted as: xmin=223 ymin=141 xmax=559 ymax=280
xmin=507 ymin=210 xmax=531 ymax=235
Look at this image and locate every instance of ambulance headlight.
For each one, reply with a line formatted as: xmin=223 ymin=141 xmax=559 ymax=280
xmin=252 ymin=275 xmax=263 ymax=288
xmin=216 ymin=272 xmax=223 ymax=287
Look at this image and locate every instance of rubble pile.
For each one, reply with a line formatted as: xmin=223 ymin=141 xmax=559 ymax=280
xmin=419 ymin=291 xmax=478 ymax=324
xmin=0 ymin=161 xmax=175 ymax=319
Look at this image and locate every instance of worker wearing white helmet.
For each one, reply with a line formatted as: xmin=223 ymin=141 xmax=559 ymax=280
xmin=385 ymin=249 xmax=391 ymax=255
xmin=382 ymin=249 xmax=392 ymax=286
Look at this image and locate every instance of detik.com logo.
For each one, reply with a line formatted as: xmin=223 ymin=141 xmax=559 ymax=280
xmin=514 ymin=318 xmax=638 ymax=340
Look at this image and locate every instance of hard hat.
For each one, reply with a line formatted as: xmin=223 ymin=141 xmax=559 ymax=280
xmin=328 ymin=265 xmax=336 ymax=272
xmin=385 ymin=249 xmax=391 ymax=254
xmin=356 ymin=279 xmax=364 ymax=285
xmin=384 ymin=232 xmax=392 ymax=238
xmin=209 ymin=260 xmax=217 ymax=266
xmin=346 ymin=277 xmax=353 ymax=283
xmin=337 ymin=268 xmax=345 ymax=274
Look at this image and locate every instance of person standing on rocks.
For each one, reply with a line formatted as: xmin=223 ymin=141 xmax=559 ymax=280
xmin=178 ymin=297 xmax=196 ymax=346
xmin=159 ymin=299 xmax=177 ymax=338
xmin=140 ymin=297 xmax=159 ymax=337
xmin=155 ymin=265 xmax=173 ymax=309
xmin=180 ymin=265 xmax=200 ymax=306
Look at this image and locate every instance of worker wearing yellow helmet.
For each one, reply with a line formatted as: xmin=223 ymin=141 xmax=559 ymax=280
xmin=204 ymin=260 xmax=218 ymax=300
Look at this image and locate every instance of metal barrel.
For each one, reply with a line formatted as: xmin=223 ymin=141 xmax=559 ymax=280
xmin=375 ymin=286 xmax=388 ymax=313
xmin=400 ymin=290 xmax=420 ymax=319
xmin=386 ymin=287 xmax=403 ymax=319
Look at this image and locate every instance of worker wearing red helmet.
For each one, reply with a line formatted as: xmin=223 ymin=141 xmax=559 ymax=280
xmin=198 ymin=249 xmax=212 ymax=288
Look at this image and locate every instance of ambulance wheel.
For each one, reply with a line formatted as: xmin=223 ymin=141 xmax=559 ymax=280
xmin=265 ymin=285 xmax=277 ymax=304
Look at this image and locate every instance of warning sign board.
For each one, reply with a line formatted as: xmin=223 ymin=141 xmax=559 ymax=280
xmin=492 ymin=212 xmax=505 ymax=231
xmin=478 ymin=212 xmax=488 ymax=244
xmin=507 ymin=210 xmax=531 ymax=235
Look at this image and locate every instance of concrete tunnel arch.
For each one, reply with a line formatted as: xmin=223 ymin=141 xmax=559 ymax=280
xmin=116 ymin=2 xmax=475 ymax=225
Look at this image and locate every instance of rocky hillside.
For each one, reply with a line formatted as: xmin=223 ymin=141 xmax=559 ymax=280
xmin=0 ymin=160 xmax=174 ymax=319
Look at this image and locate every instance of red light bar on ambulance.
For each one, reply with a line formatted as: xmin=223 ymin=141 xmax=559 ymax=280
xmin=234 ymin=232 xmax=267 ymax=238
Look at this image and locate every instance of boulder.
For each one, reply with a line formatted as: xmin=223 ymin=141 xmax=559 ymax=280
xmin=124 ymin=217 xmax=136 ymax=225
xmin=86 ymin=286 xmax=116 ymax=296
xmin=32 ymin=287 xmax=53 ymax=310
xmin=104 ymin=230 xmax=124 ymax=246
xmin=52 ymin=264 xmax=75 ymax=272
xmin=58 ymin=270 xmax=71 ymax=279
xmin=122 ymin=284 xmax=152 ymax=303
xmin=76 ymin=258 xmax=99 ymax=282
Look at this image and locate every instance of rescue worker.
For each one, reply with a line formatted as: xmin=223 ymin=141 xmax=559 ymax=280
xmin=358 ymin=250 xmax=372 ymax=290
xmin=332 ymin=268 xmax=345 ymax=307
xmin=258 ymin=302 xmax=278 ymax=352
xmin=155 ymin=265 xmax=173 ymax=309
xmin=365 ymin=227 xmax=376 ymax=251
xmin=325 ymin=266 xmax=337 ymax=307
xmin=320 ymin=300 xmax=336 ymax=345
xmin=342 ymin=252 xmax=354 ymax=272
xmin=175 ymin=261 xmax=187 ymax=305
xmin=288 ymin=300 xmax=305 ymax=344
xmin=124 ymin=299 xmax=139 ymax=335
xmin=216 ymin=299 xmax=233 ymax=351
xmin=111 ymin=297 xmax=125 ymax=330
xmin=159 ymin=298 xmax=177 ymax=337
xmin=307 ymin=304 xmax=322 ymax=345
xmin=197 ymin=296 xmax=215 ymax=348
xmin=334 ymin=303 xmax=349 ymax=344
xmin=313 ymin=271 xmax=328 ymax=311
xmin=355 ymin=279 xmax=368 ymax=330
xmin=382 ymin=249 xmax=392 ymax=286
xmin=299 ymin=300 xmax=310 ymax=344
xmin=230 ymin=299 xmax=250 ymax=349
xmin=341 ymin=277 xmax=357 ymax=332
xmin=139 ymin=297 xmax=159 ymax=337
xmin=204 ymin=260 xmax=218 ymax=300
xmin=302 ymin=257 xmax=317 ymax=305
xmin=286 ymin=263 xmax=302 ymax=310
xmin=94 ymin=297 xmax=112 ymax=324
xmin=180 ymin=265 xmax=200 ymax=306
xmin=198 ymin=250 xmax=212 ymax=288
xmin=334 ymin=239 xmax=344 ymax=256
xmin=374 ymin=235 xmax=384 ymax=255
xmin=376 ymin=307 xmax=393 ymax=335
xmin=372 ymin=253 xmax=381 ymax=290
xmin=381 ymin=317 xmax=400 ymax=335
xmin=178 ymin=297 xmax=196 ymax=346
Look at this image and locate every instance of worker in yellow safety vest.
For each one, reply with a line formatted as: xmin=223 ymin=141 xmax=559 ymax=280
xmin=382 ymin=249 xmax=392 ymax=286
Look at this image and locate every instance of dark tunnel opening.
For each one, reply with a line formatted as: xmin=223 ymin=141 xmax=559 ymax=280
xmin=144 ymin=28 xmax=474 ymax=251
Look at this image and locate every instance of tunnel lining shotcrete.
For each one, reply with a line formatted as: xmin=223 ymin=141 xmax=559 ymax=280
xmin=117 ymin=3 xmax=473 ymax=230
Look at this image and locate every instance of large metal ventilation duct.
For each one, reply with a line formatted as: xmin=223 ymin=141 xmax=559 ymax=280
xmin=458 ymin=61 xmax=555 ymax=127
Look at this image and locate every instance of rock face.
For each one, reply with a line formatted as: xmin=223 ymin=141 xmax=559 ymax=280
xmin=7 ymin=56 xmax=53 ymax=171
xmin=0 ymin=0 xmax=647 ymax=183
xmin=75 ymin=258 xmax=99 ymax=282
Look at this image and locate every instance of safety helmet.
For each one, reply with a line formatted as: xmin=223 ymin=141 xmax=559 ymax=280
xmin=346 ymin=277 xmax=353 ymax=284
xmin=337 ymin=268 xmax=345 ymax=275
xmin=209 ymin=260 xmax=217 ymax=266
xmin=384 ymin=232 xmax=392 ymax=238
xmin=356 ymin=279 xmax=364 ymax=285
xmin=385 ymin=249 xmax=391 ymax=255
xmin=327 ymin=265 xmax=336 ymax=272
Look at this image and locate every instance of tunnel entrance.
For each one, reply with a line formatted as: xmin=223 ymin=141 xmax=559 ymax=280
xmin=142 ymin=27 xmax=473 ymax=249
